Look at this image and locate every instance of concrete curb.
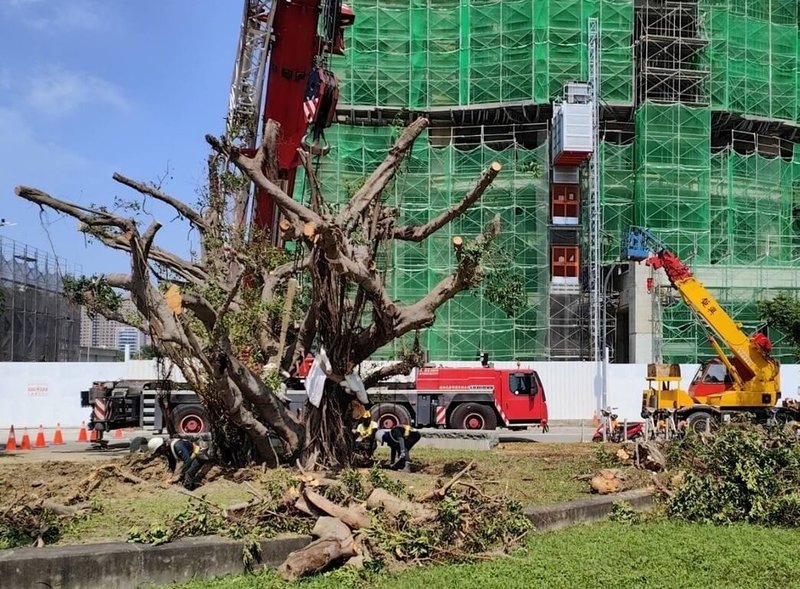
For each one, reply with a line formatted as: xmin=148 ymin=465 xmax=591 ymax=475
xmin=0 ymin=490 xmax=655 ymax=588
xmin=524 ymin=488 xmax=656 ymax=532
xmin=416 ymin=430 xmax=499 ymax=451
xmin=0 ymin=534 xmax=311 ymax=589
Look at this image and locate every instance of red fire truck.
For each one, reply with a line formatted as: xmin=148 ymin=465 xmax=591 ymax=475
xmin=363 ymin=365 xmax=548 ymax=431
xmin=288 ymin=360 xmax=549 ymax=432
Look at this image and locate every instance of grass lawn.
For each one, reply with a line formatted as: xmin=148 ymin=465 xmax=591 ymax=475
xmin=1 ymin=443 xmax=628 ymax=545
xmin=173 ymin=521 xmax=800 ymax=589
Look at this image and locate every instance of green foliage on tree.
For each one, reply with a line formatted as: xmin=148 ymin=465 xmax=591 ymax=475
xmin=667 ymin=422 xmax=800 ymax=526
xmin=63 ymin=275 xmax=122 ymax=318
xmin=758 ymin=292 xmax=800 ymax=358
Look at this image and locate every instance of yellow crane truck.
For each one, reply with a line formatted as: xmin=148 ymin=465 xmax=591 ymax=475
xmin=626 ymin=228 xmax=796 ymax=434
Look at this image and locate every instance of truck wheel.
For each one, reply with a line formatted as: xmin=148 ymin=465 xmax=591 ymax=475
xmin=172 ymin=404 xmax=210 ymax=434
xmin=449 ymin=403 xmax=497 ymax=430
xmin=686 ymin=411 xmax=717 ymax=435
xmin=372 ymin=403 xmax=411 ymax=429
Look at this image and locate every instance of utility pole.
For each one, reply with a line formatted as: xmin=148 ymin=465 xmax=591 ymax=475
xmin=587 ymin=17 xmax=604 ymax=411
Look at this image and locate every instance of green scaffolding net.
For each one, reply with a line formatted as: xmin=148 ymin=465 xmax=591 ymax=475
xmin=710 ymin=151 xmax=798 ymax=265
xmin=634 ymin=102 xmax=712 ymax=264
xmin=633 ymin=101 xmax=800 ymax=362
xmin=295 ymin=124 xmax=551 ymax=361
xmin=661 ymin=288 xmax=799 ymax=365
xmin=600 ymin=142 xmax=635 ymax=263
xmin=699 ymin=0 xmax=799 ymax=123
xmin=335 ymin=0 xmax=634 ymax=109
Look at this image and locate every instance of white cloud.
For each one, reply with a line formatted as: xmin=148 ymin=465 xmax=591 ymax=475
xmin=2 ymin=0 xmax=103 ymax=31
xmin=26 ymin=67 xmax=130 ymax=118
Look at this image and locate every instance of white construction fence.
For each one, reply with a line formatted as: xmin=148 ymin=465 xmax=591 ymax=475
xmin=1 ymin=360 xmax=798 ymax=429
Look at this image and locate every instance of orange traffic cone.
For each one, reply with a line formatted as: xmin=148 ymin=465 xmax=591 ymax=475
xmin=20 ymin=428 xmax=32 ymax=451
xmin=591 ymin=411 xmax=600 ymax=427
xmin=52 ymin=423 xmax=64 ymax=445
xmin=5 ymin=426 xmax=17 ymax=451
xmin=77 ymin=422 xmax=88 ymax=442
xmin=113 ymin=428 xmax=123 ymax=439
xmin=90 ymin=428 xmax=98 ymax=442
xmin=34 ymin=425 xmax=47 ymax=448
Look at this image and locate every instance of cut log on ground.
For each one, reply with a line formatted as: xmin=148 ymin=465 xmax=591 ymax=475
xmin=311 ymin=516 xmax=353 ymax=542
xmin=303 ymin=489 xmax=371 ymax=530
xmin=590 ymin=469 xmax=626 ymax=495
xmin=366 ymin=488 xmax=436 ymax=522
xmin=41 ymin=501 xmax=89 ymax=517
xmin=294 ymin=494 xmax=319 ymax=517
xmin=278 ymin=517 xmax=356 ymax=581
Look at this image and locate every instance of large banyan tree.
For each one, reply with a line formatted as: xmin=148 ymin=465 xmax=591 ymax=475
xmin=15 ymin=117 xmax=523 ymax=469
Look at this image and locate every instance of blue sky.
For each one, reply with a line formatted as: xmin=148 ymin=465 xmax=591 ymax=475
xmin=0 ymin=1 xmax=240 ymax=274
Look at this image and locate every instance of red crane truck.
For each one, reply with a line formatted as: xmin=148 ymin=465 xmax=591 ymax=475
xmin=81 ymin=364 xmax=548 ymax=439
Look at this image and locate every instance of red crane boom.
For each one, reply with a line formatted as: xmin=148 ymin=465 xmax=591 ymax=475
xmin=225 ymin=0 xmax=353 ymax=239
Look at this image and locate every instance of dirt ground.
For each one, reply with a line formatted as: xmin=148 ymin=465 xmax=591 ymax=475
xmin=0 ymin=443 xmax=647 ymax=546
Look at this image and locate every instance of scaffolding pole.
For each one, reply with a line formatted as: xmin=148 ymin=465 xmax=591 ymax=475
xmin=588 ymin=17 xmax=604 ymax=410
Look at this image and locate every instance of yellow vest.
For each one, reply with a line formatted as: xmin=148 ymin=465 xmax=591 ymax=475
xmin=356 ymin=421 xmax=378 ymax=439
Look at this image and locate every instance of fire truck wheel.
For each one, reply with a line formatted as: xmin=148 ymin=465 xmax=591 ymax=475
xmin=372 ymin=403 xmax=412 ymax=429
xmin=172 ymin=404 xmax=210 ymax=435
xmin=449 ymin=403 xmax=497 ymax=431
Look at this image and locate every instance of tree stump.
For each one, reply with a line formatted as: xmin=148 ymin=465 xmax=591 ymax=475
xmin=590 ymin=469 xmax=625 ymax=494
xmin=635 ymin=441 xmax=666 ymax=472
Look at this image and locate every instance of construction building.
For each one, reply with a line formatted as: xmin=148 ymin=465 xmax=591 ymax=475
xmin=296 ymin=0 xmax=800 ymax=364
xmin=0 ymin=237 xmax=81 ymax=361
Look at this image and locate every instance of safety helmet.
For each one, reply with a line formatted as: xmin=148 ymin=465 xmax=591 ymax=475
xmin=147 ymin=437 xmax=165 ymax=453
xmin=362 ymin=410 xmax=372 ymax=419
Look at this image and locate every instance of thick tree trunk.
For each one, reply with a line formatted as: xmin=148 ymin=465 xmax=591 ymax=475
xmin=302 ymin=381 xmax=355 ymax=469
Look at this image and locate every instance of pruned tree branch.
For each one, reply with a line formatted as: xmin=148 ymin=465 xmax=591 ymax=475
xmin=112 ymin=173 xmax=208 ymax=231
xmin=16 ymin=186 xmax=132 ymax=232
xmin=105 ymin=273 xmax=133 ymax=289
xmin=393 ymin=162 xmax=502 ymax=242
xmin=336 ymin=118 xmax=429 ymax=229
xmin=354 ymin=215 xmax=502 ymax=362
xmin=141 ymin=221 xmax=162 ymax=261
xmin=401 ymin=214 xmax=501 ymax=328
xmin=205 ymin=132 xmax=322 ymax=233
xmin=16 ymin=185 xmax=209 ymax=286
xmin=363 ymin=358 xmax=421 ymax=389
xmin=297 ymin=150 xmax=324 ymax=215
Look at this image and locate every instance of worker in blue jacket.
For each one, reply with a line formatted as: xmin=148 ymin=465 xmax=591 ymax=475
xmin=374 ymin=425 xmax=421 ymax=472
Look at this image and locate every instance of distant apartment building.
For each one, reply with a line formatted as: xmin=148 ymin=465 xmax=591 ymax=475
xmin=79 ymin=299 xmax=148 ymax=354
